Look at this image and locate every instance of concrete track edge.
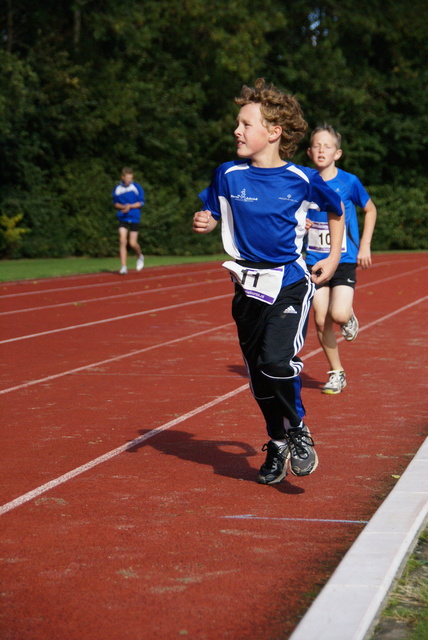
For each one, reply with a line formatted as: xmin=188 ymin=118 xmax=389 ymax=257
xmin=288 ymin=436 xmax=428 ymax=640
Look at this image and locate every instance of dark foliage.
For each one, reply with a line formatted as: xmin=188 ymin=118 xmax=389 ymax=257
xmin=0 ymin=0 xmax=427 ymax=257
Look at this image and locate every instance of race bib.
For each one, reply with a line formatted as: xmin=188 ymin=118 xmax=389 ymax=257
xmin=222 ymin=261 xmax=284 ymax=305
xmin=307 ymin=220 xmax=347 ymax=254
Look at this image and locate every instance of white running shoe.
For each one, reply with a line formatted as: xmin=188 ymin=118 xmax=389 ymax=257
xmin=341 ymin=312 xmax=359 ymax=341
xmin=322 ymin=370 xmax=347 ymax=395
xmin=119 ymin=266 xmax=128 ymax=275
xmin=286 ymin=424 xmax=318 ymax=477
xmin=136 ymin=255 xmax=144 ymax=271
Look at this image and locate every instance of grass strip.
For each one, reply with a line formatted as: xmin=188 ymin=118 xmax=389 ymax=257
xmin=0 ymin=254 xmax=229 ymax=283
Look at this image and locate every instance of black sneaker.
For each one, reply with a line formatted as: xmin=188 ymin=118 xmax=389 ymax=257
xmin=257 ymin=440 xmax=289 ymax=485
xmin=286 ymin=424 xmax=318 ymax=476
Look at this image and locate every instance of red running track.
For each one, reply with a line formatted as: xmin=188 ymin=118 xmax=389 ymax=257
xmin=1 ymin=254 xmax=427 ymax=640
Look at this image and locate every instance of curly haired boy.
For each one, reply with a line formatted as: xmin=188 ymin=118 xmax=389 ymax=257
xmin=193 ymin=79 xmax=344 ymax=485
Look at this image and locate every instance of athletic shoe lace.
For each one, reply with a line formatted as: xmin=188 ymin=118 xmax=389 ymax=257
xmin=328 ymin=371 xmax=342 ymax=386
xmin=261 ymin=442 xmax=286 ymax=468
xmin=287 ymin=429 xmax=315 ymax=460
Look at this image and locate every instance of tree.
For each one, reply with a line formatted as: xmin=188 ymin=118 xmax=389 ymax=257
xmin=266 ymin=0 xmax=428 ymax=186
xmin=0 ymin=0 xmax=427 ymax=258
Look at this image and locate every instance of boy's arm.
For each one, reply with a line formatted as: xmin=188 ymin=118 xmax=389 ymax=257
xmin=114 ymin=201 xmax=142 ymax=213
xmin=357 ymin=198 xmax=377 ymax=269
xmin=310 ymin=211 xmax=344 ymax=285
xmin=193 ymin=210 xmax=218 ymax=234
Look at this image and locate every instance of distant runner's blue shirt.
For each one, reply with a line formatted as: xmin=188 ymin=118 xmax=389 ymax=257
xmin=112 ymin=181 xmax=145 ymax=224
xmin=199 ymin=160 xmax=343 ymax=286
xmin=305 ymin=168 xmax=370 ymax=265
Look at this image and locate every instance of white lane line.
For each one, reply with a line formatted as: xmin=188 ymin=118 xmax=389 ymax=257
xmin=0 ymin=266 xmax=220 ymax=299
xmin=0 ymin=293 xmax=231 ymax=345
xmin=357 ymin=265 xmax=427 ymax=290
xmin=355 ymin=295 xmax=428 ymax=330
xmin=1 ymin=294 xmax=426 ymax=395
xmin=369 ymin=258 xmax=424 ymax=268
xmin=0 ymin=385 xmax=248 ymax=516
xmin=0 ymin=276 xmax=226 ymax=316
xmin=300 ymin=295 xmax=428 ymax=359
xmin=2 ymin=266 xmax=427 ymax=344
xmin=1 ymin=293 xmax=426 ymax=514
xmin=0 ymin=255 xmax=418 ymax=298
xmin=0 ymin=322 xmax=236 ymax=395
xmin=1 ymin=265 xmax=426 ymax=316
xmin=222 ymin=515 xmax=369 ymax=525
xmin=0 ymin=279 xmax=222 ymax=316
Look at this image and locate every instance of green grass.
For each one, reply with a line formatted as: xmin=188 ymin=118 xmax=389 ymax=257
xmin=371 ymin=526 xmax=428 ymax=640
xmin=0 ymin=254 xmax=229 ymax=283
xmin=0 ymin=250 xmax=423 ymax=283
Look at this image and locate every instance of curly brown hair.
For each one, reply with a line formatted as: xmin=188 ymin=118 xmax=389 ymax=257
xmin=235 ymin=78 xmax=307 ymax=159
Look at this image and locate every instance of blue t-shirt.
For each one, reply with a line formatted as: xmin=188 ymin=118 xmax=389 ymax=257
xmin=112 ymin=181 xmax=145 ymax=224
xmin=199 ymin=160 xmax=343 ymax=285
xmin=305 ymin=168 xmax=370 ymax=265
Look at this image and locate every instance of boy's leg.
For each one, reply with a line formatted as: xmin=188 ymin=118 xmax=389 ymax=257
xmin=129 ymin=230 xmax=144 ymax=271
xmin=232 ymin=277 xmax=313 ymax=438
xmin=232 ymin=278 xmax=318 ymax=480
xmin=318 ymin=284 xmax=355 ymax=393
xmin=329 ymin=285 xmax=355 ymax=326
xmin=232 ymin=286 xmax=286 ymax=439
xmin=258 ymin=277 xmax=313 ymax=431
xmin=118 ymin=226 xmax=129 ymax=267
xmin=128 ymin=230 xmax=142 ymax=257
xmin=328 ymin=264 xmax=358 ymax=341
xmin=313 ymin=286 xmax=343 ymax=372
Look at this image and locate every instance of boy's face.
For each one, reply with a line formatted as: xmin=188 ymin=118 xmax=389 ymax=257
xmin=307 ymin=130 xmax=342 ymax=170
xmin=121 ymin=173 xmax=133 ymax=186
xmin=234 ymin=102 xmax=274 ymax=161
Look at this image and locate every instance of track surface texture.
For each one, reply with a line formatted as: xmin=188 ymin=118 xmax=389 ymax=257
xmin=1 ymin=254 xmax=427 ymax=640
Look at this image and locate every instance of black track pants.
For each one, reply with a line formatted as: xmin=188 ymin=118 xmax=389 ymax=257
xmin=231 ymin=275 xmax=314 ymax=439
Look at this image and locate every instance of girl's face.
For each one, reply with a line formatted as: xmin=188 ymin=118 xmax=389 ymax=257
xmin=234 ymin=102 xmax=272 ymax=161
xmin=307 ymin=130 xmax=342 ymax=170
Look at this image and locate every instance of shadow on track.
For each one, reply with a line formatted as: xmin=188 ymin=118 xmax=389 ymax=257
xmin=128 ymin=428 xmax=304 ymax=494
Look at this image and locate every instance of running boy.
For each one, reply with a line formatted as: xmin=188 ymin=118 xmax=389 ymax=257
xmin=193 ymin=79 xmax=344 ymax=485
xmin=306 ymin=125 xmax=377 ymax=394
xmin=112 ymin=167 xmax=145 ymax=275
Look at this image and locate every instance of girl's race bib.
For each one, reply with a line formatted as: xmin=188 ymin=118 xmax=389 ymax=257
xmin=222 ymin=261 xmax=284 ymax=305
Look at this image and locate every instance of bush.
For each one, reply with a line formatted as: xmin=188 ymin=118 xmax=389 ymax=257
xmin=367 ymin=185 xmax=428 ymax=251
xmin=4 ymin=171 xmax=427 ymax=259
xmin=0 ymin=211 xmax=30 ymax=258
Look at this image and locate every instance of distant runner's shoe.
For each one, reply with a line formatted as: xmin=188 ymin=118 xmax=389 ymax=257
xmin=340 ymin=311 xmax=359 ymax=341
xmin=257 ymin=440 xmax=289 ymax=485
xmin=286 ymin=424 xmax=318 ymax=477
xmin=136 ymin=255 xmax=145 ymax=271
xmin=119 ymin=266 xmax=128 ymax=275
xmin=322 ymin=370 xmax=347 ymax=395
